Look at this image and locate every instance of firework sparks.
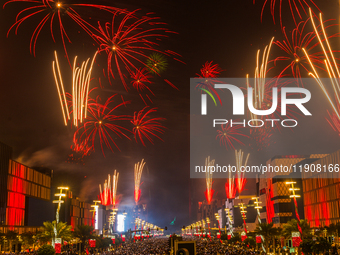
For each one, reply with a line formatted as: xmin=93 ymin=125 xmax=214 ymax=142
xmin=146 ymin=53 xmax=168 ymax=75
xmin=134 ymin=159 xmax=146 ymax=205
xmin=225 ymin=171 xmax=236 ymax=199
xmin=247 ymin=37 xmax=274 ymax=122
xmin=273 ymin=18 xmax=338 ymax=82
xmin=216 ymin=123 xmax=248 ymax=150
xmin=204 ymin=156 xmax=215 ymax=205
xmin=131 ymin=107 xmax=165 ymax=146
xmin=130 ymin=68 xmax=154 ymax=104
xmin=53 ymin=51 xmax=97 ymax=126
xmin=254 ymin=0 xmax=320 ymax=28
xmin=235 ymin=150 xmax=250 ymax=195
xmin=195 ymin=61 xmax=223 ymax=105
xmin=92 ymin=10 xmax=180 ymax=90
xmin=99 ymin=171 xmax=119 ymax=206
xmin=303 ymin=9 xmax=340 ymax=134
xmin=73 ymin=95 xmax=131 ymax=157
xmin=4 ymin=0 xmax=124 ymax=62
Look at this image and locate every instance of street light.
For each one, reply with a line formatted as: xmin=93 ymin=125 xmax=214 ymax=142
xmin=285 ymin=181 xmax=302 ymax=237
xmin=52 ymin=186 xmax=69 ymax=247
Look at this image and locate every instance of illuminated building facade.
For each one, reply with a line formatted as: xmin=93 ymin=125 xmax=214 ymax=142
xmin=0 ymin=142 xmax=53 ymax=233
xmin=257 ymin=153 xmax=328 ymax=227
xmin=197 ymin=199 xmax=224 ymax=229
xmin=302 ymin=149 xmax=340 ymax=228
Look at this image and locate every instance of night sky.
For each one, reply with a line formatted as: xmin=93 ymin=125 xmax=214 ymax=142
xmin=0 ymin=0 xmax=339 ymax=232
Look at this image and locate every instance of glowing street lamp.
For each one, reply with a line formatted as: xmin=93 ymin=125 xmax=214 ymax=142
xmin=52 ymin=186 xmax=69 ymax=247
xmin=285 ymin=181 xmax=303 ymax=236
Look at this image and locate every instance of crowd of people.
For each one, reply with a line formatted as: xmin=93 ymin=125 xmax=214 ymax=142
xmin=107 ymin=236 xmax=258 ymax=255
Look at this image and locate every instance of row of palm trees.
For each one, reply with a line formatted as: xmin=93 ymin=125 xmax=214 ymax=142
xmin=0 ymin=221 xmax=116 ymax=252
xmin=252 ymin=219 xmax=336 ymax=254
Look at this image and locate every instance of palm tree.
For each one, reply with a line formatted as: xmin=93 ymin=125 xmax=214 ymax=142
xmin=254 ymin=222 xmax=280 ymax=254
xmin=73 ymin=225 xmax=96 ymax=251
xmin=20 ymin=232 xmax=36 ymax=251
xmin=282 ymin=219 xmax=311 ymax=239
xmin=38 ymin=221 xmax=73 ymax=244
xmin=5 ymin=230 xmax=18 ymax=252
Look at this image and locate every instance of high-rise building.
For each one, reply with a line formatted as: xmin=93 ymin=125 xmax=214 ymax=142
xmin=257 ymin=154 xmax=327 ymax=227
xmin=0 ymin=142 xmax=53 ymax=233
xmin=302 ymin=149 xmax=340 ymax=227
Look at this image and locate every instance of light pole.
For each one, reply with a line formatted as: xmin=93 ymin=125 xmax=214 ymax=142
xmin=239 ymin=203 xmax=248 ymax=234
xmin=215 ymin=213 xmax=221 ymax=237
xmin=252 ymin=197 xmax=266 ymax=253
xmin=285 ymin=181 xmax=302 ymax=236
xmin=52 ymin=186 xmax=69 ymax=247
xmin=90 ymin=200 xmax=101 ymax=230
xmin=225 ymin=208 xmax=233 ymax=236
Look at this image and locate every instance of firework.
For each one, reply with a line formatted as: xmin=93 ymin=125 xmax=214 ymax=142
xmin=4 ymin=0 xmax=125 ymax=62
xmin=254 ymin=0 xmax=320 ymax=28
xmin=204 ymin=156 xmax=215 ymax=205
xmin=53 ymin=51 xmax=97 ymax=126
xmin=247 ymin=37 xmax=274 ymax=122
xmin=216 ymin=123 xmax=248 ymax=150
xmin=146 ymin=53 xmax=168 ymax=75
xmin=99 ymin=171 xmax=119 ymax=206
xmin=130 ymin=68 xmax=154 ymax=104
xmin=131 ymin=107 xmax=165 ymax=146
xmin=273 ymin=18 xmax=338 ymax=82
xmin=303 ymin=9 xmax=340 ymax=134
xmin=73 ymin=95 xmax=131 ymax=156
xmin=225 ymin=171 xmax=236 ymax=199
xmin=235 ymin=150 xmax=250 ymax=195
xmin=134 ymin=159 xmax=146 ymax=205
xmin=195 ymin=61 xmax=223 ymax=105
xmin=92 ymin=10 xmax=179 ymax=90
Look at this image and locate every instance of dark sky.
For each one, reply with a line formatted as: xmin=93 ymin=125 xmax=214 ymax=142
xmin=0 ymin=0 xmax=339 ymax=232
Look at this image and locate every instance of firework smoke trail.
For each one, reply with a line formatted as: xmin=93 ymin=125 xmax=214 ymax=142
xmin=204 ymin=156 xmax=215 ymax=205
xmin=134 ymin=159 xmax=146 ymax=205
xmin=253 ymin=0 xmax=320 ymax=29
xmin=53 ymin=51 xmax=97 ymax=126
xmin=235 ymin=150 xmax=250 ymax=195
xmin=303 ymin=9 xmax=340 ymax=133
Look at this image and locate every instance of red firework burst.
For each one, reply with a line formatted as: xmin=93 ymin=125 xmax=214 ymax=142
xmin=130 ymin=68 xmax=154 ymax=104
xmin=73 ymin=95 xmax=131 ymax=157
xmin=195 ymin=61 xmax=223 ymax=105
xmin=273 ymin=18 xmax=338 ymax=81
xmin=225 ymin=179 xmax=236 ymax=199
xmin=216 ymin=123 xmax=248 ymax=150
xmin=92 ymin=10 xmax=180 ymax=90
xmin=254 ymin=0 xmax=321 ymax=28
xmin=4 ymin=0 xmax=125 ymax=62
xmin=236 ymin=175 xmax=247 ymax=195
xmin=131 ymin=107 xmax=165 ymax=146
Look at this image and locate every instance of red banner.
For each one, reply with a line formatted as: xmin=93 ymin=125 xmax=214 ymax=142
xmin=89 ymin=239 xmax=96 ymax=248
xmin=227 ymin=234 xmax=231 ymax=240
xmin=256 ymin=235 xmax=262 ymax=244
xmin=55 ymin=243 xmax=61 ymax=254
xmin=112 ymin=237 xmax=115 ymax=244
xmin=217 ymin=232 xmax=221 ymax=239
xmin=241 ymin=235 xmax=247 ymax=241
xmin=122 ymin=235 xmax=125 ymax=242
